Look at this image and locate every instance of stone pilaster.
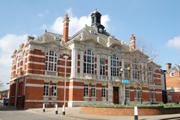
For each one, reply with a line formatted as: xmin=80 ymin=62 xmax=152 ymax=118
xmin=80 ymin=51 xmax=84 ymax=78
xmin=70 ymin=45 xmax=77 ymax=78
xmin=96 ymin=55 xmax=100 ymax=80
xmin=121 ymin=59 xmax=125 ymax=80
xmin=108 ymin=56 xmax=111 ymax=80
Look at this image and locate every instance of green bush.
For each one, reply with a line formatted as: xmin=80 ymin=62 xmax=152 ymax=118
xmin=81 ymin=102 xmax=180 ymax=109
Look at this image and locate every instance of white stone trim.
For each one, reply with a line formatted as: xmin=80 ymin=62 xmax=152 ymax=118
xmin=25 ymin=84 xmax=44 ymax=87
xmin=57 ymin=65 xmax=71 ymax=68
xmin=68 ymin=86 xmax=84 ymax=89
xmin=27 ymin=61 xmax=45 ymax=65
xmin=28 ymin=54 xmax=45 ymax=58
xmin=25 ymin=100 xmax=64 ymax=102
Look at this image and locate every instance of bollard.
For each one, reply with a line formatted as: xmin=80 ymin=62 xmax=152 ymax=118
xmin=134 ymin=106 xmax=138 ymax=120
xmin=43 ymin=103 xmax=45 ymax=112
xmin=55 ymin=103 xmax=58 ymax=114
xmin=62 ymin=104 xmax=65 ymax=115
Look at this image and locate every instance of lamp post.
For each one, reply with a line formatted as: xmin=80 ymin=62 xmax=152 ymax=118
xmin=62 ymin=54 xmax=69 ymax=115
xmin=121 ymin=66 xmax=130 ymax=105
xmin=161 ymin=69 xmax=167 ymax=104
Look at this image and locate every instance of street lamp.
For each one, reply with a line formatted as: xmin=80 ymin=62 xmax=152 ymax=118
xmin=121 ymin=66 xmax=130 ymax=105
xmin=161 ymin=69 xmax=167 ymax=104
xmin=62 ymin=54 xmax=69 ymax=115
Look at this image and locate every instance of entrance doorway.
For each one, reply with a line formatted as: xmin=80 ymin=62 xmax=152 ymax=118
xmin=113 ymin=87 xmax=119 ymax=104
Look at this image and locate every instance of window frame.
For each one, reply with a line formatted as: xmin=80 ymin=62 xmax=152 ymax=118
xmin=45 ymin=51 xmax=57 ymax=72
xmin=91 ymin=85 xmax=96 ymax=97
xmin=43 ymin=83 xmax=49 ymax=96
xmin=84 ymin=85 xmax=89 ymax=97
xmin=83 ymin=49 xmax=95 ymax=74
xmin=102 ymin=86 xmax=106 ymax=97
xmin=111 ymin=55 xmax=119 ymax=77
xmin=52 ymin=83 xmax=57 ymax=96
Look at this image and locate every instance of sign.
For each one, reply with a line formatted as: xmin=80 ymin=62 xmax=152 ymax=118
xmin=122 ymin=79 xmax=129 ymax=84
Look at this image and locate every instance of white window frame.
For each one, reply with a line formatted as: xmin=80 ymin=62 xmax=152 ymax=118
xmin=111 ymin=55 xmax=119 ymax=77
xmin=52 ymin=83 xmax=57 ymax=96
xmin=91 ymin=85 xmax=96 ymax=97
xmin=102 ymin=86 xmax=106 ymax=97
xmin=124 ymin=63 xmax=130 ymax=80
xmin=100 ymin=58 xmax=106 ymax=76
xmin=44 ymin=83 xmax=49 ymax=96
xmin=125 ymin=87 xmax=130 ymax=100
xmin=84 ymin=49 xmax=95 ymax=74
xmin=147 ymin=66 xmax=153 ymax=85
xmin=135 ymin=88 xmax=141 ymax=102
xmin=84 ymin=85 xmax=89 ymax=97
xmin=45 ymin=51 xmax=57 ymax=72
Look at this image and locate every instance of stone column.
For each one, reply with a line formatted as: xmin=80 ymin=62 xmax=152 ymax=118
xmin=121 ymin=59 xmax=125 ymax=80
xmin=108 ymin=56 xmax=111 ymax=80
xmin=108 ymin=82 xmax=113 ymax=103
xmin=80 ymin=51 xmax=84 ymax=78
xmin=141 ymin=63 xmax=144 ymax=83
xmin=70 ymin=45 xmax=77 ymax=78
xmin=96 ymin=55 xmax=100 ymax=80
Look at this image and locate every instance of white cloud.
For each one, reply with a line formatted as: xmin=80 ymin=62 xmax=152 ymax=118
xmin=49 ymin=9 xmax=110 ymax=36
xmin=167 ymin=36 xmax=180 ymax=49
xmin=37 ymin=10 xmax=49 ymax=17
xmin=0 ymin=34 xmax=27 ymax=90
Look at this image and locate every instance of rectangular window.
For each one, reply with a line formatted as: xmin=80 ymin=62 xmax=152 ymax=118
xmin=135 ymin=89 xmax=141 ymax=102
xmin=100 ymin=58 xmax=106 ymax=76
xmin=149 ymin=89 xmax=155 ymax=103
xmin=91 ymin=85 xmax=96 ymax=97
xmin=52 ymin=83 xmax=57 ymax=96
xmin=43 ymin=83 xmax=49 ymax=96
xmin=84 ymin=85 xmax=88 ymax=97
xmin=111 ymin=55 xmax=119 ymax=77
xmin=102 ymin=86 xmax=106 ymax=97
xmin=125 ymin=87 xmax=130 ymax=99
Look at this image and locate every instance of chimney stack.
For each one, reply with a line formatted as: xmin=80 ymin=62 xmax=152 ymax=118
xmin=130 ymin=34 xmax=136 ymax=51
xmin=166 ymin=63 xmax=172 ymax=73
xmin=63 ymin=14 xmax=69 ymax=43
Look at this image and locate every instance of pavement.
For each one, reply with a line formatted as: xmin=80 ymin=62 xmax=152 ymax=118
xmin=0 ymin=106 xmax=180 ymax=120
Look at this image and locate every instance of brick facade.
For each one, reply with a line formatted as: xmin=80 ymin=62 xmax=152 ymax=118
xmin=166 ymin=63 xmax=180 ymax=103
xmin=9 ymin=11 xmax=162 ymax=109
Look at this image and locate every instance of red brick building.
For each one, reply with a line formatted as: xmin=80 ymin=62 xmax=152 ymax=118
xmin=166 ymin=63 xmax=180 ymax=103
xmin=0 ymin=89 xmax=9 ymax=100
xmin=9 ymin=10 xmax=162 ymax=109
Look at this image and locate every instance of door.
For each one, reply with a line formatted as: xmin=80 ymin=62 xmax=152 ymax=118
xmin=113 ymin=87 xmax=119 ymax=104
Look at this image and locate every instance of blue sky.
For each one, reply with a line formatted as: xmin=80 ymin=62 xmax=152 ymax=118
xmin=0 ymin=0 xmax=180 ymax=89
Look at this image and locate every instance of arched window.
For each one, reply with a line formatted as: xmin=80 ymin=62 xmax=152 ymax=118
xmin=45 ymin=51 xmax=57 ymax=72
xmin=84 ymin=49 xmax=95 ymax=74
xmin=111 ymin=55 xmax=119 ymax=76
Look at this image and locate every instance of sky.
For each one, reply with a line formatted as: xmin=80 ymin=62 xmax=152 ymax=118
xmin=0 ymin=0 xmax=180 ymax=90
